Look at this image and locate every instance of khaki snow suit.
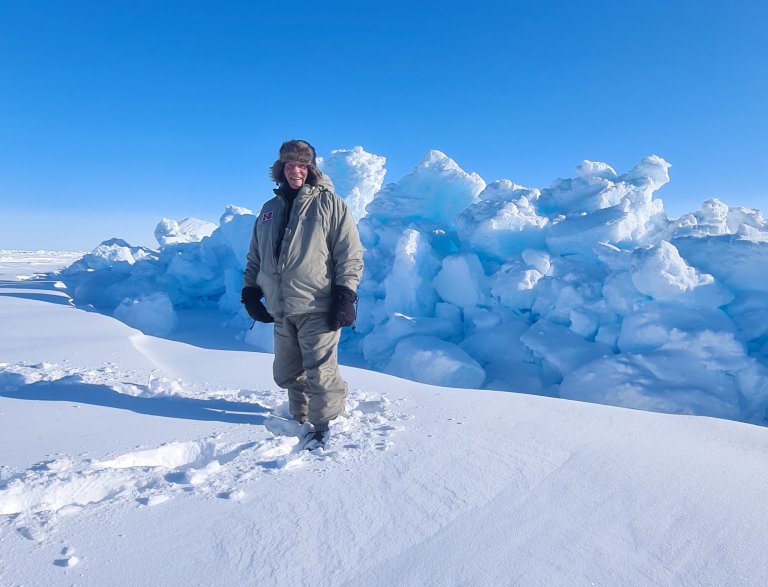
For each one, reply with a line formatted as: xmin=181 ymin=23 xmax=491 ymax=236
xmin=243 ymin=176 xmax=364 ymax=428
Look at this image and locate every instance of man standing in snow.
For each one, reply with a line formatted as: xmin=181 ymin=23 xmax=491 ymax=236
xmin=241 ymin=139 xmax=364 ymax=450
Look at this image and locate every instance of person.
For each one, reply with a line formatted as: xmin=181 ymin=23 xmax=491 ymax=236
xmin=241 ymin=139 xmax=364 ymax=450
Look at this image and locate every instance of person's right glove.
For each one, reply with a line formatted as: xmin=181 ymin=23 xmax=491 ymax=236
xmin=329 ymin=285 xmax=357 ymax=331
xmin=241 ymin=286 xmax=274 ymax=323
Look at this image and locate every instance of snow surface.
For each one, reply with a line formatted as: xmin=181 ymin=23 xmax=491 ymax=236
xmin=49 ymin=148 xmax=768 ymax=426
xmin=2 ymin=253 xmax=768 ymax=585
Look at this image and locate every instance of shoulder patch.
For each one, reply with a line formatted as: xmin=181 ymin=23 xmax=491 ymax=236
xmin=261 ymin=211 xmax=273 ymax=222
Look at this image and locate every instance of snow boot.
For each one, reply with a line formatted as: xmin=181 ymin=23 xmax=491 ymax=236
xmin=303 ymin=428 xmax=330 ymax=451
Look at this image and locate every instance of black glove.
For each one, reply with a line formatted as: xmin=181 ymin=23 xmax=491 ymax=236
xmin=241 ymin=286 xmax=274 ymax=323
xmin=329 ymin=285 xmax=357 ymax=331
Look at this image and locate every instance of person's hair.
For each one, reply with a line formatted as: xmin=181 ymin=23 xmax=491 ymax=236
xmin=270 ymin=139 xmax=323 ymax=186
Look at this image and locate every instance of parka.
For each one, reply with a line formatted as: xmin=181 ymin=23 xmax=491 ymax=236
xmin=243 ymin=176 xmax=364 ymax=320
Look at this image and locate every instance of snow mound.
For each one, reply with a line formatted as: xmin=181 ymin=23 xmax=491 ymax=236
xmin=113 ymin=292 xmax=178 ymax=336
xmin=385 ymin=335 xmax=486 ymax=388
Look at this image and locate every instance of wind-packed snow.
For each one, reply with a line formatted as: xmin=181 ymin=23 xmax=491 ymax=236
xmin=2 ymin=253 xmax=768 ymax=585
xmin=50 ymin=148 xmax=768 ymax=425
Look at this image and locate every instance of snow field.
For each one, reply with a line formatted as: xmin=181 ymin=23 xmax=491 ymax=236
xmin=0 ymin=361 xmax=406 ymax=542
xmin=1 ymin=279 xmax=768 ymax=584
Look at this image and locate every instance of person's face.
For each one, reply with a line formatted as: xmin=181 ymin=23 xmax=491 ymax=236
xmin=284 ymin=162 xmax=308 ymax=189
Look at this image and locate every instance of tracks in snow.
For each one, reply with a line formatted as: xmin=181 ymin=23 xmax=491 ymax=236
xmin=0 ymin=360 xmax=409 ymax=567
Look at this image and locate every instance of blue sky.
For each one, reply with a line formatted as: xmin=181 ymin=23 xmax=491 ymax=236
xmin=1 ymin=0 xmax=766 ymax=250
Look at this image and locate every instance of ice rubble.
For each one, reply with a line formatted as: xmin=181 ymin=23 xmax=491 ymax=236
xmin=55 ymin=148 xmax=768 ymax=424
xmin=154 ymin=217 xmax=217 ymax=247
xmin=318 ymin=146 xmax=387 ymax=222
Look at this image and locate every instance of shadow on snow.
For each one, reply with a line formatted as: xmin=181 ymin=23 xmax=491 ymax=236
xmin=0 ymin=379 xmax=269 ymax=425
xmin=0 ymin=279 xmax=76 ymax=306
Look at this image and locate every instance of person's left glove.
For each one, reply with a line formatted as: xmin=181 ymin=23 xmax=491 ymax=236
xmin=329 ymin=285 xmax=357 ymax=331
xmin=241 ymin=286 xmax=274 ymax=323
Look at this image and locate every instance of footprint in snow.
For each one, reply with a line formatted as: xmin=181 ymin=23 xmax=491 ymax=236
xmin=262 ymin=389 xmax=407 ymax=457
xmin=53 ymin=546 xmax=80 ymax=568
xmin=0 ymin=362 xmax=408 ymax=548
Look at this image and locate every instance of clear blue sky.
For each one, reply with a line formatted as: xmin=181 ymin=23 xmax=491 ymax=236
xmin=1 ymin=0 xmax=766 ymax=250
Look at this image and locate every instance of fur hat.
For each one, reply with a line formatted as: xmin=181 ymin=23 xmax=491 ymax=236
xmin=270 ymin=139 xmax=323 ymax=186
